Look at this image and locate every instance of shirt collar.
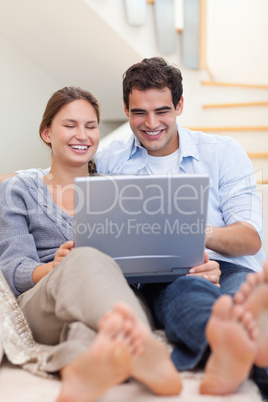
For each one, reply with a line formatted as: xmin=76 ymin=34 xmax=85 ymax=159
xmin=131 ymin=135 xmax=147 ymax=157
xmin=177 ymin=124 xmax=199 ymax=163
xmin=130 ymin=123 xmax=200 ymax=163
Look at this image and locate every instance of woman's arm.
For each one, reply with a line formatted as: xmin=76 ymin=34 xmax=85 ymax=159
xmin=0 ymin=175 xmax=71 ymax=296
xmin=0 ymin=177 xmax=42 ymax=296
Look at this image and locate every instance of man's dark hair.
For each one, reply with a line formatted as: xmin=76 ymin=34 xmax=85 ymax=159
xmin=123 ymin=57 xmax=183 ymax=110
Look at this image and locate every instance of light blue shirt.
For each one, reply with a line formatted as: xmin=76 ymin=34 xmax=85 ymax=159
xmin=96 ymin=124 xmax=266 ymax=271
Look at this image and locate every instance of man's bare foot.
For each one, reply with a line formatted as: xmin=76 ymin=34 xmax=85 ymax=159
xmin=234 ymin=259 xmax=268 ymax=367
xmin=57 ymin=312 xmax=132 ymax=402
xmin=200 ymin=295 xmax=257 ymax=396
xmin=113 ymin=302 xmax=182 ymax=396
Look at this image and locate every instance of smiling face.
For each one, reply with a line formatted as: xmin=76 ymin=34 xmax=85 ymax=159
xmin=41 ymin=99 xmax=99 ymax=171
xmin=124 ymin=87 xmax=183 ymax=157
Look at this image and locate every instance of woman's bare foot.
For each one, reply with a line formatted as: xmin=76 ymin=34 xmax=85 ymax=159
xmin=113 ymin=302 xmax=182 ymax=396
xmin=57 ymin=312 xmax=132 ymax=402
xmin=200 ymin=295 xmax=257 ymax=396
xmin=234 ymin=260 xmax=268 ymax=367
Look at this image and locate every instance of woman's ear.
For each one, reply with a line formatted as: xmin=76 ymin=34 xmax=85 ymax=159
xmin=41 ymin=128 xmax=52 ymax=144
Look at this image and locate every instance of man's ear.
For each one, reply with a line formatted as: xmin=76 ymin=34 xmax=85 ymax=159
xmin=123 ymin=102 xmax=130 ymax=118
xmin=176 ymin=96 xmax=184 ymax=117
xmin=40 ymin=128 xmax=52 ymax=144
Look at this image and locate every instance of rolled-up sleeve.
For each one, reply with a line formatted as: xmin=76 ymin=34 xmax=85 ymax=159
xmin=218 ymin=139 xmax=263 ymax=239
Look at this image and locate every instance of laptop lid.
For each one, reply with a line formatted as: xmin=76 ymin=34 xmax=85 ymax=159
xmin=74 ymin=174 xmax=209 ymax=283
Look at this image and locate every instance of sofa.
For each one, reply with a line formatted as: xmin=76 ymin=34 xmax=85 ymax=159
xmin=0 ymin=184 xmax=267 ymax=402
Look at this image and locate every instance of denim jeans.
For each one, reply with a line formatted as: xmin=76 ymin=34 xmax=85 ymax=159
xmin=141 ymin=260 xmax=254 ymax=371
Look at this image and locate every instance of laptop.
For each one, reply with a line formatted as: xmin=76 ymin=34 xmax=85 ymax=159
xmin=74 ymin=174 xmax=209 ymax=284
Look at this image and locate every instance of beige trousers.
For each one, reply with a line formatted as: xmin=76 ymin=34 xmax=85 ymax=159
xmin=17 ymin=247 xmax=151 ymax=372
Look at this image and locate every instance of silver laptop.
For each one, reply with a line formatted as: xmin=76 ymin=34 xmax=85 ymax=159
xmin=74 ymin=174 xmax=209 ymax=284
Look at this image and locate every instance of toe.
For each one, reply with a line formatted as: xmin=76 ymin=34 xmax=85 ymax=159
xmin=212 ymin=295 xmax=233 ymax=320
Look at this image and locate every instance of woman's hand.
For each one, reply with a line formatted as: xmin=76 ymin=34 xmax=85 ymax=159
xmin=186 ymin=252 xmax=221 ymax=287
xmin=33 ymin=241 xmax=74 ymax=284
xmin=50 ymin=241 xmax=75 ymax=271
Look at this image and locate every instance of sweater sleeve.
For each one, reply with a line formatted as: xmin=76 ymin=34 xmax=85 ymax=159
xmin=0 ymin=177 xmax=41 ymax=297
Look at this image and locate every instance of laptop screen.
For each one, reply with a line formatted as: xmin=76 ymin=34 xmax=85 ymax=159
xmin=74 ymin=174 xmax=209 ymax=283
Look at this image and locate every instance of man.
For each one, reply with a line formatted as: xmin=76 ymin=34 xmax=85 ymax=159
xmin=94 ymin=57 xmax=265 ymax=374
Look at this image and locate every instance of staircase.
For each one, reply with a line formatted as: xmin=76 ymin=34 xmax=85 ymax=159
xmin=185 ymin=81 xmax=268 ymax=184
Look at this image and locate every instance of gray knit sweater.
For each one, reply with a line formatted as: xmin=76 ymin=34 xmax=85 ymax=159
xmin=0 ymin=172 xmax=74 ymax=297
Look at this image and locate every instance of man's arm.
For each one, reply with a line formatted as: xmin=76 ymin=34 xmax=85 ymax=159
xmin=206 ymin=138 xmax=263 ymax=259
xmin=0 ymin=168 xmax=49 ymax=184
xmin=206 ymin=222 xmax=262 ymax=257
xmin=0 ymin=173 xmax=16 ymax=184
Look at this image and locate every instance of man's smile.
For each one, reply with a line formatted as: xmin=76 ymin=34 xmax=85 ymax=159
xmin=142 ymin=129 xmax=165 ymax=139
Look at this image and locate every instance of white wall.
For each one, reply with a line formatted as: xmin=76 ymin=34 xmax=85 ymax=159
xmin=0 ymin=36 xmax=57 ymax=172
xmin=207 ymin=0 xmax=268 ymax=84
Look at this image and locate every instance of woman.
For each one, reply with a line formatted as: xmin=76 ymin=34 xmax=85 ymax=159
xmin=0 ymin=87 xmax=182 ymax=402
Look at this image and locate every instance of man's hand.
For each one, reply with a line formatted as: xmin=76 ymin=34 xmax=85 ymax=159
xmin=186 ymin=252 xmax=221 ymax=287
xmin=0 ymin=173 xmax=16 ymax=184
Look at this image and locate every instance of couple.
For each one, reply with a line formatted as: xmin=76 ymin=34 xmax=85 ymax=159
xmin=0 ymin=57 xmax=266 ymax=401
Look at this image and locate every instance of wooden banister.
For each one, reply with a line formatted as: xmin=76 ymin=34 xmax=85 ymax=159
xmin=199 ymin=0 xmax=207 ymax=70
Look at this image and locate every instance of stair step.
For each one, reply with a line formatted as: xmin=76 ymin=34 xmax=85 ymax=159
xmin=201 ymin=81 xmax=268 ymax=90
xmin=203 ymin=101 xmax=268 ymax=109
xmin=247 ymin=153 xmax=268 ymax=159
xmin=188 ymin=126 xmax=268 ymax=132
